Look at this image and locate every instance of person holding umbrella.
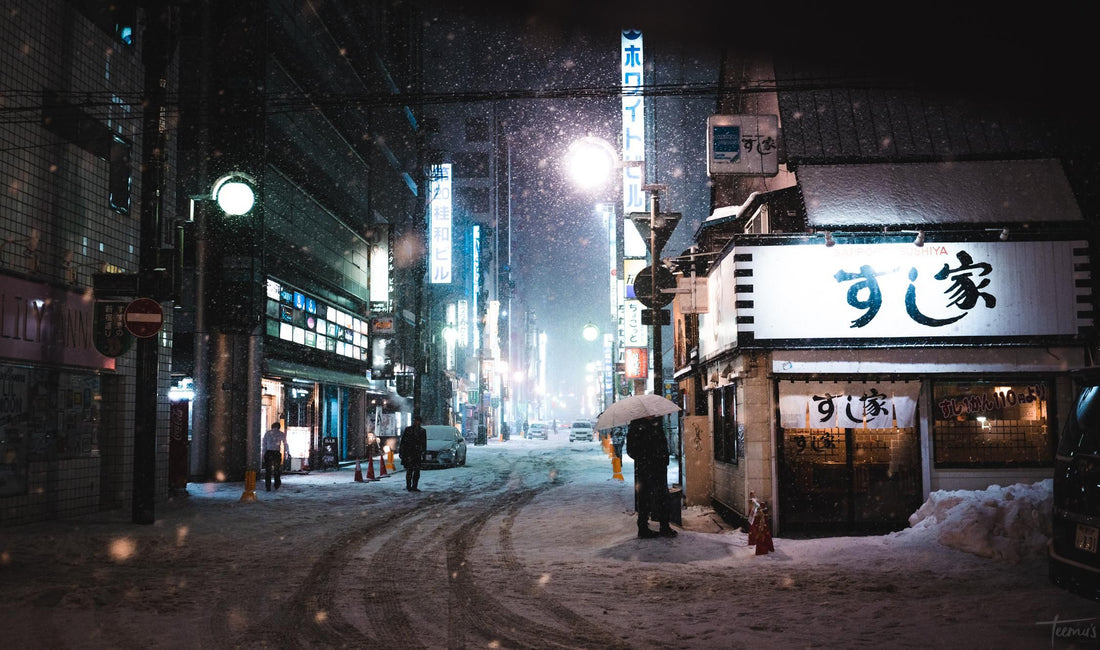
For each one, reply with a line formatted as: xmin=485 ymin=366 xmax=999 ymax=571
xmin=627 ymin=415 xmax=677 ymax=538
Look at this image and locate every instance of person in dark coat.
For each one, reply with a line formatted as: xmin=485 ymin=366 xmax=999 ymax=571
xmin=626 ymin=415 xmax=676 ymax=538
xmin=399 ymin=415 xmax=427 ymax=491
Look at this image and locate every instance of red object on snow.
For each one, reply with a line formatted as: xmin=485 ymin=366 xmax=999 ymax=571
xmin=353 ymin=460 xmax=365 ymax=482
xmin=754 ymin=505 xmax=774 ymax=555
xmin=365 ymin=452 xmax=377 ymax=480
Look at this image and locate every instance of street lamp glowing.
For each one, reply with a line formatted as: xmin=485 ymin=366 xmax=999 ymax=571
xmin=582 ymin=323 xmax=599 ymax=341
xmin=212 ymin=173 xmax=257 ymax=216
xmin=565 ymin=137 xmax=617 ymax=191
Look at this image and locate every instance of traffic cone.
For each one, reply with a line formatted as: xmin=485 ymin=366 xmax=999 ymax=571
xmin=611 ymin=456 xmax=624 ymax=481
xmin=378 ymin=451 xmax=389 ymax=477
xmin=365 ymin=452 xmax=377 ymax=480
xmin=386 ymin=449 xmax=396 ymax=472
xmin=353 ymin=460 xmax=365 ymax=482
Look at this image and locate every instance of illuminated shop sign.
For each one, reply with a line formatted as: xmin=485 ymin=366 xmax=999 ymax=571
xmin=621 ymin=29 xmax=647 ymax=259
xmin=718 ymin=240 xmax=1089 ymax=342
xmin=265 ymin=278 xmax=368 ymax=362
xmin=369 ymin=225 xmax=393 ymax=311
xmin=619 ymin=299 xmax=647 ymax=349
xmin=624 ymin=346 xmax=648 ymax=379
xmin=931 ymin=380 xmax=1052 ymax=468
xmin=429 ymin=163 xmax=453 ymax=284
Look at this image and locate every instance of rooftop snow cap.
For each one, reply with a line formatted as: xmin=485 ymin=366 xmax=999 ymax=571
xmin=798 ymin=159 xmax=1082 ymax=229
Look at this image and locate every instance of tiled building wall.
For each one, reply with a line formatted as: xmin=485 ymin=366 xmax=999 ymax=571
xmin=1 ymin=1 xmax=174 ymax=525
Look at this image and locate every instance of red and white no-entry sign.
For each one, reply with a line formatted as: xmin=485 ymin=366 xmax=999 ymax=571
xmin=124 ymin=297 xmax=164 ymax=338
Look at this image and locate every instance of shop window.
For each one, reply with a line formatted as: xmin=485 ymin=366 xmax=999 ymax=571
xmin=712 ymin=383 xmax=738 ymax=464
xmin=776 ymin=380 xmax=923 ymax=534
xmin=0 ymin=364 xmax=101 ymax=496
xmin=41 ymin=91 xmax=132 ymax=215
xmin=931 ymin=380 xmax=1054 ymax=468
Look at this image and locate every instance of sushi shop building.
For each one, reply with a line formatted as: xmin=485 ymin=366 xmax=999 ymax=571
xmin=687 ymin=160 xmax=1096 ymax=537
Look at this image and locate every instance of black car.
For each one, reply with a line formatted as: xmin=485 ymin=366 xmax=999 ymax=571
xmin=1049 ymin=370 xmax=1100 ymax=600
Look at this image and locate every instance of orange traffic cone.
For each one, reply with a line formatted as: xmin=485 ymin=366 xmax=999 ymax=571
xmin=378 ymin=451 xmax=389 ymax=478
xmin=353 ymin=459 xmax=365 ymax=482
xmin=611 ymin=456 xmax=624 ymax=481
xmin=386 ymin=449 xmax=396 ymax=472
xmin=365 ymin=452 xmax=377 ymax=480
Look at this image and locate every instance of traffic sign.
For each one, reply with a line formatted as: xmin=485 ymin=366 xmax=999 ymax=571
xmin=94 ymin=300 xmax=134 ymax=357
xmin=124 ymin=298 xmax=164 ymax=338
xmin=633 ymin=265 xmax=676 ymax=308
xmin=641 ymin=308 xmax=671 ymax=326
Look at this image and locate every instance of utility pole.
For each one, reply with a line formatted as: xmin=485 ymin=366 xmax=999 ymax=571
xmin=631 ymin=186 xmax=678 ymax=398
xmin=648 ymin=187 xmax=663 ymax=392
xmin=132 ymin=3 xmax=176 ymax=524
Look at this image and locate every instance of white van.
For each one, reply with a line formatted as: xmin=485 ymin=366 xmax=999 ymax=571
xmin=569 ymin=419 xmax=594 ymax=442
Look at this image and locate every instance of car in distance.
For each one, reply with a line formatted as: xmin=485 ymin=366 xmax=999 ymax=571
xmin=527 ymin=422 xmax=549 ymax=439
xmin=569 ymin=419 xmax=594 ymax=442
xmin=422 ymin=425 xmax=468 ymax=468
xmin=1050 ymin=369 xmax=1100 ymax=600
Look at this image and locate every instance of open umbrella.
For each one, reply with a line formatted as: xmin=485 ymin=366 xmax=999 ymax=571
xmin=594 ymin=393 xmax=681 ymax=431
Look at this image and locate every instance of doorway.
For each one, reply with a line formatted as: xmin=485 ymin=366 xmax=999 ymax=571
xmin=777 ymin=423 xmax=923 ymax=537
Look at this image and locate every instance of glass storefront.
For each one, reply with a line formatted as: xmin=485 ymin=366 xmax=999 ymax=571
xmin=931 ymin=379 xmax=1053 ymax=468
xmin=777 ymin=380 xmax=923 ymax=536
xmin=0 ymin=362 xmax=101 ymax=496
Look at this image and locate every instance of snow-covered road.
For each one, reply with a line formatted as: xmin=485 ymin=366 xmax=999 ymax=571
xmin=1 ymin=435 xmax=1096 ymax=648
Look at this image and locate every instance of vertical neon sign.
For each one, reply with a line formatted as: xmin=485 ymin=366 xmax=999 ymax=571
xmin=621 ymin=29 xmax=646 ymax=229
xmin=429 ymin=163 xmax=452 ymax=284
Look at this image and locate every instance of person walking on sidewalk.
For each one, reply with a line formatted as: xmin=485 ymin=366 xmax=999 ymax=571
xmin=399 ymin=415 xmax=427 ymax=491
xmin=262 ymin=422 xmax=287 ymax=491
xmin=627 ymin=415 xmax=676 ymax=538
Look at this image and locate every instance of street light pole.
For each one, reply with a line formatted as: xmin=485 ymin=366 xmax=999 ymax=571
xmin=649 ymin=188 xmax=662 ymax=394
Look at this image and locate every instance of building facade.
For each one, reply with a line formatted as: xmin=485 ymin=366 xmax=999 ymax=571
xmin=674 ymin=49 xmax=1098 ymax=536
xmin=171 ymin=0 xmax=427 ymax=481
xmin=1 ymin=1 xmax=178 ymax=524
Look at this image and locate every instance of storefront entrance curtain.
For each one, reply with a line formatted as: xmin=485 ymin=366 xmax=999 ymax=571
xmin=779 ymin=380 xmax=919 ymax=429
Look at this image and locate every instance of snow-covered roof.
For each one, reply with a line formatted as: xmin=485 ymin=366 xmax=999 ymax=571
xmin=800 ymin=158 xmax=1082 ymax=228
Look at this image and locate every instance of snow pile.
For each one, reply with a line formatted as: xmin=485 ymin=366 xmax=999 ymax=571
xmin=899 ymin=479 xmax=1053 ymax=562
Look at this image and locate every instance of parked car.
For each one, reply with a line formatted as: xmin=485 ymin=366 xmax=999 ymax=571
xmin=1050 ymin=370 xmax=1100 ymax=600
xmin=422 ymin=425 xmax=467 ymax=468
xmin=527 ymin=422 xmax=549 ymax=439
xmin=569 ymin=419 xmax=594 ymax=442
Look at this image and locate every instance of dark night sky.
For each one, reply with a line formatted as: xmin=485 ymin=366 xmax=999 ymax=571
xmin=418 ymin=1 xmax=1097 ymax=414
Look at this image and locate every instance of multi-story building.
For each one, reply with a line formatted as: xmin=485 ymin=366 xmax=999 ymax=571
xmin=672 ymin=47 xmax=1099 ymax=536
xmin=171 ymin=0 xmax=428 ymax=481
xmin=1 ymin=1 xmax=176 ymax=524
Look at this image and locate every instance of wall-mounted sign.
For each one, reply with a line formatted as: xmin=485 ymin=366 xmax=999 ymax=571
xmin=265 ymin=277 xmax=369 ymax=362
xmin=371 ymin=315 xmax=395 ymax=335
xmin=620 ymin=29 xmax=645 ymax=217
xmin=94 ymin=300 xmax=133 ymax=357
xmin=707 ymin=114 xmax=779 ymax=176
xmin=624 ymin=346 xmax=648 ymax=379
xmin=429 ymin=163 xmax=452 ymax=284
xmin=619 ymin=299 xmax=647 ymax=349
xmin=2 ymin=275 xmax=115 ymax=370
xmin=705 ymin=239 xmax=1090 ymax=348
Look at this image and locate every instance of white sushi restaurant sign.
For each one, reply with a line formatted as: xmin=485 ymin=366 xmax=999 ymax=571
xmin=722 ymin=239 xmax=1090 ymax=342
